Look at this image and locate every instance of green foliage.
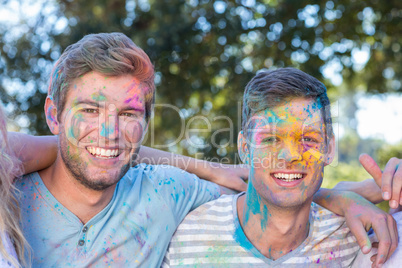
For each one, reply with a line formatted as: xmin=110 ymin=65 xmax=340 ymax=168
xmin=0 ymin=0 xmax=401 ymax=161
xmin=322 ymin=161 xmax=369 ymax=188
xmin=377 ymin=141 xmax=402 ymax=167
xmin=323 ymin=158 xmax=392 ymax=212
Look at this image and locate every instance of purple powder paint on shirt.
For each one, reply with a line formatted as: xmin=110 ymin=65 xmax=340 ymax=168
xmin=135 ymin=232 xmax=146 ymax=248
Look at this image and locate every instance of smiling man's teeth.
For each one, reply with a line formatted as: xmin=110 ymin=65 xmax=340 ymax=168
xmin=87 ymin=147 xmax=119 ymax=159
xmin=273 ymin=173 xmax=303 ymax=182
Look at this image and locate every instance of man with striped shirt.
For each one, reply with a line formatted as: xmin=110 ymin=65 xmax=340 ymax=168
xmin=163 ymin=68 xmax=394 ymax=267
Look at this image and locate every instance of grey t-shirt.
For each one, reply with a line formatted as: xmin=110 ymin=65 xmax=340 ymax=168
xmin=163 ymin=193 xmax=359 ymax=267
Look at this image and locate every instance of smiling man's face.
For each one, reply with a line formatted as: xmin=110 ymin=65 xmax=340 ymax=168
xmin=56 ymin=71 xmax=148 ymax=190
xmin=242 ymin=97 xmax=334 ymax=208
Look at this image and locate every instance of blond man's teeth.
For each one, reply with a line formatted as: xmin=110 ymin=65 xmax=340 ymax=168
xmin=87 ymin=147 xmax=119 ymax=158
xmin=273 ymin=173 xmax=303 ymax=181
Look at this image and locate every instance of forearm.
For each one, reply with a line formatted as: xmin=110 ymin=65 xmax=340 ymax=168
xmin=332 ymin=179 xmax=383 ymax=204
xmin=137 ymin=146 xmax=248 ymax=192
xmin=8 ymin=132 xmax=58 ymax=175
xmin=219 ymin=186 xmax=239 ymax=195
xmin=313 ymin=188 xmax=369 ymax=216
xmin=137 ymin=146 xmax=216 ymax=180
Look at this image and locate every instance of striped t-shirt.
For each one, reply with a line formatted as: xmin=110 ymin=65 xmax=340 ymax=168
xmin=163 ymin=193 xmax=360 ymax=267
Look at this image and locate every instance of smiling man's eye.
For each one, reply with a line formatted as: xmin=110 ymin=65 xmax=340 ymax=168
xmin=121 ymin=112 xmax=137 ymax=118
xmin=263 ymin=137 xmax=278 ymax=143
xmin=83 ymin=108 xmax=98 ymax=114
xmin=302 ymin=137 xmax=316 ymax=143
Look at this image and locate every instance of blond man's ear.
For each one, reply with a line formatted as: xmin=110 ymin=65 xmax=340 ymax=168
xmin=44 ymin=96 xmax=60 ymax=135
xmin=238 ymin=131 xmax=250 ymax=165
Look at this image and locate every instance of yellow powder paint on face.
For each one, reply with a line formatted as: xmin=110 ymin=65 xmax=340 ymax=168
xmin=302 ymin=149 xmax=326 ymax=164
xmin=245 ymin=98 xmax=329 ymax=208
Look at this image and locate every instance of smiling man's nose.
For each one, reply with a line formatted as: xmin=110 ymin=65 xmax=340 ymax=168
xmin=100 ymin=113 xmax=120 ymax=141
xmin=277 ymin=142 xmax=302 ymax=162
xmin=98 ymin=103 xmax=120 ymax=140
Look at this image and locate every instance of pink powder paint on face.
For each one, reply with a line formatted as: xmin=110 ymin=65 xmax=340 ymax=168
xmin=124 ymin=94 xmax=141 ymax=104
xmin=124 ymin=79 xmax=148 ymax=105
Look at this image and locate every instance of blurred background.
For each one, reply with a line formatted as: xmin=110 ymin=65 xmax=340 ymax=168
xmin=0 ymin=0 xmax=401 ymax=192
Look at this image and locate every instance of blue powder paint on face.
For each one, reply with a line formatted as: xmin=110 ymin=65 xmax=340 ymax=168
xmin=100 ymin=123 xmax=106 ymax=137
xmin=264 ymin=109 xmax=281 ymax=124
xmin=304 ymin=104 xmax=313 ymax=118
xmin=268 ymin=114 xmax=276 ymax=124
xmin=100 ymin=122 xmax=116 ymax=138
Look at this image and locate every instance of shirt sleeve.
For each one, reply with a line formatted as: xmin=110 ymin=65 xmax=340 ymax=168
xmin=151 ymin=165 xmax=220 ymax=224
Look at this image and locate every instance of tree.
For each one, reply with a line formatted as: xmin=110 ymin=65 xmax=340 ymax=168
xmin=1 ymin=0 xmax=401 ymax=162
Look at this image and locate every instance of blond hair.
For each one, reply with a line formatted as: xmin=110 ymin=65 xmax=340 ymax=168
xmin=48 ymin=32 xmax=155 ymax=122
xmin=0 ymin=105 xmax=29 ymax=267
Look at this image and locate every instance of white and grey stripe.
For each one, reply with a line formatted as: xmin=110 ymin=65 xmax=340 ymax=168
xmin=164 ymin=194 xmax=359 ymax=267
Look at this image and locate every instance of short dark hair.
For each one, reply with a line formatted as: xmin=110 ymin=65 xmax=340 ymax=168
xmin=48 ymin=32 xmax=155 ymax=122
xmin=242 ymin=67 xmax=333 ymax=141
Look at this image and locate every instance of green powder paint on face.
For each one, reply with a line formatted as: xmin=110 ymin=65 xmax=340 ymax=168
xmin=91 ymin=92 xmax=107 ymax=102
xmin=97 ymin=95 xmax=107 ymax=101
